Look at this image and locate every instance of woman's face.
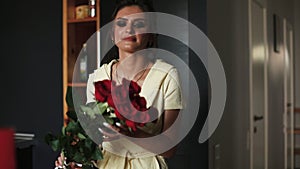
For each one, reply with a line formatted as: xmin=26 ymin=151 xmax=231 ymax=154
xmin=113 ymin=6 xmax=150 ymax=53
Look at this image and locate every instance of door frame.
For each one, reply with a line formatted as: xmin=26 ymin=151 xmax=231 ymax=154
xmin=248 ymin=0 xmax=269 ymax=168
xmin=283 ymin=18 xmax=294 ymax=169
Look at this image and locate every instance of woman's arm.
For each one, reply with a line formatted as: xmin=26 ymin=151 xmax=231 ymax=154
xmin=158 ymin=109 xmax=180 ymax=158
xmin=132 ymin=109 xmax=180 ymax=158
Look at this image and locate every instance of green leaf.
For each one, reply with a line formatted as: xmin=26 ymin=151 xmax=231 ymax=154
xmin=50 ymin=139 xmax=61 ymax=151
xmin=95 ymin=102 xmax=108 ymax=115
xmin=84 ymin=139 xmax=93 ymax=149
xmin=104 ymin=116 xmax=114 ymax=125
xmin=120 ymin=120 xmax=126 ymax=126
xmin=73 ymin=152 xmax=85 ymax=163
xmin=77 ymin=133 xmax=86 ymax=140
xmin=59 ymin=135 xmax=68 ymax=147
xmin=66 ymin=86 xmax=74 ymax=108
xmin=108 ymin=112 xmax=117 ymax=118
xmin=128 ymin=127 xmax=133 ymax=133
xmin=62 ymin=126 xmax=66 ymax=136
xmin=82 ymin=165 xmax=94 ymax=169
xmin=81 ymin=105 xmax=96 ymax=119
xmin=91 ymin=147 xmax=103 ymax=160
xmin=65 ymin=121 xmax=77 ymax=133
xmin=44 ymin=133 xmax=55 ymax=145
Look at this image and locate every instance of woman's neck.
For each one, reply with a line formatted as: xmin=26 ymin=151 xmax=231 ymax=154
xmin=118 ymin=50 xmax=150 ymax=72
xmin=114 ymin=50 xmax=152 ymax=84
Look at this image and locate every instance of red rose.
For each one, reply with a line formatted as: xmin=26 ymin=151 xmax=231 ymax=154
xmin=114 ymin=109 xmax=125 ymax=121
xmin=131 ymin=96 xmax=148 ymax=111
xmin=120 ymin=78 xmax=141 ymax=96
xmin=115 ymin=102 xmax=139 ymax=119
xmin=93 ymin=79 xmax=158 ymax=133
xmin=129 ymin=80 xmax=141 ymax=95
xmin=111 ymin=85 xmax=129 ymax=105
xmin=94 ymin=80 xmax=113 ymax=102
xmin=107 ymin=95 xmax=115 ymax=108
xmin=125 ymin=120 xmax=137 ymax=131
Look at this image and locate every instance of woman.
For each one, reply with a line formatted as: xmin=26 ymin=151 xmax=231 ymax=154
xmin=56 ymin=0 xmax=182 ymax=168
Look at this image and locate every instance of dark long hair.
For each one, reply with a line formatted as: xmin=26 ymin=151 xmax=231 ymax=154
xmin=100 ymin=0 xmax=157 ymax=66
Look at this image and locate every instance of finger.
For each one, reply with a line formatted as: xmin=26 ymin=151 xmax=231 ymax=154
xmin=70 ymin=162 xmax=82 ymax=169
xmin=58 ymin=157 xmax=62 ymax=165
xmin=69 ymin=162 xmax=76 ymax=167
xmin=102 ymin=135 xmax=120 ymax=141
xmin=55 ymin=160 xmax=64 ymax=168
xmin=103 ymin=122 xmax=120 ymax=132
xmin=98 ymin=127 xmax=118 ymax=137
xmin=98 ymin=128 xmax=120 ymax=141
xmin=115 ymin=122 xmax=129 ymax=131
xmin=55 ymin=160 xmax=60 ymax=167
xmin=115 ymin=122 xmax=134 ymax=136
xmin=58 ymin=156 xmax=65 ymax=166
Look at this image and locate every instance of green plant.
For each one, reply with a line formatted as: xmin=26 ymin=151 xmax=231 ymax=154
xmin=45 ymin=111 xmax=102 ymax=169
xmin=45 ymin=87 xmax=102 ymax=169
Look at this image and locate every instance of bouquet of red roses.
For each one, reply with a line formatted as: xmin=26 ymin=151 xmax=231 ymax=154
xmin=45 ymin=78 xmax=157 ymax=169
xmin=82 ymin=78 xmax=158 ymax=133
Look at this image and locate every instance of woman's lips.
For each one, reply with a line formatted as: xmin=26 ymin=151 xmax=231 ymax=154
xmin=122 ymin=36 xmax=136 ymax=41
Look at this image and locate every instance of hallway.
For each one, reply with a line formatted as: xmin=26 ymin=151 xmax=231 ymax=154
xmin=207 ymin=0 xmax=300 ymax=168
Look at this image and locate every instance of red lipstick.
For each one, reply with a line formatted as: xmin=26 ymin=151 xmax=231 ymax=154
xmin=123 ymin=36 xmax=136 ymax=41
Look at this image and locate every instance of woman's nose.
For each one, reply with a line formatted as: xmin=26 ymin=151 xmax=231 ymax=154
xmin=125 ymin=23 xmax=135 ymax=34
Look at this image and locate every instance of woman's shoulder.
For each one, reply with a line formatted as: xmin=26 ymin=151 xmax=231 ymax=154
xmin=90 ymin=59 xmax=117 ymax=82
xmin=153 ymin=59 xmax=177 ymax=73
xmin=145 ymin=59 xmax=179 ymax=87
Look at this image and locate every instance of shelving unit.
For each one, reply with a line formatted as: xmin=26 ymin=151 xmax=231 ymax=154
xmin=62 ymin=0 xmax=100 ymax=124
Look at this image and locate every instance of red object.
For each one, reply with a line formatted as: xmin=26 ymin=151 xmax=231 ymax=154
xmin=0 ymin=128 xmax=16 ymax=169
xmin=95 ymin=79 xmax=158 ymax=132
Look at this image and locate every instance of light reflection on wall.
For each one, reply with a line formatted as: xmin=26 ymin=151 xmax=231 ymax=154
xmin=253 ymin=43 xmax=266 ymax=63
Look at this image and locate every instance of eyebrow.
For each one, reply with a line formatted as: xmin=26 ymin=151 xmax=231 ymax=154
xmin=116 ymin=17 xmax=146 ymax=22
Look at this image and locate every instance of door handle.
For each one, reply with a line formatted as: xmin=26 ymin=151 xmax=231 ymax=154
xmin=254 ymin=115 xmax=263 ymax=121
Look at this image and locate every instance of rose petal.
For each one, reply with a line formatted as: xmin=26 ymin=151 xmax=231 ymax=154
xmin=114 ymin=109 xmax=125 ymax=121
xmin=107 ymin=95 xmax=115 ymax=108
xmin=125 ymin=120 xmax=137 ymax=131
xmin=129 ymin=81 xmax=141 ymax=94
xmin=94 ymin=80 xmax=112 ymax=102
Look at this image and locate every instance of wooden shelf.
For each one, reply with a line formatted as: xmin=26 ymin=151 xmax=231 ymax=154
xmin=295 ymin=148 xmax=300 ymax=155
xmin=67 ymin=17 xmax=97 ymax=23
xmin=295 ymin=129 xmax=300 ymax=134
xmin=63 ymin=0 xmax=100 ymax=125
xmin=288 ymin=128 xmax=300 ymax=134
xmin=295 ymin=108 xmax=300 ymax=113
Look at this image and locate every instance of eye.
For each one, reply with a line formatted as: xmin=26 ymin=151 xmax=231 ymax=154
xmin=133 ymin=21 xmax=146 ymax=28
xmin=116 ymin=20 xmax=127 ymax=27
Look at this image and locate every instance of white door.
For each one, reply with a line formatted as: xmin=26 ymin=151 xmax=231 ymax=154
xmin=249 ymin=1 xmax=268 ymax=169
xmin=283 ymin=19 xmax=294 ymax=169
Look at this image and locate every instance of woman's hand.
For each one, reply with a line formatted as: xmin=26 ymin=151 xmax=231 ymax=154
xmin=99 ymin=122 xmax=138 ymax=141
xmin=54 ymin=153 xmax=82 ymax=169
xmin=98 ymin=122 xmax=121 ymax=141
